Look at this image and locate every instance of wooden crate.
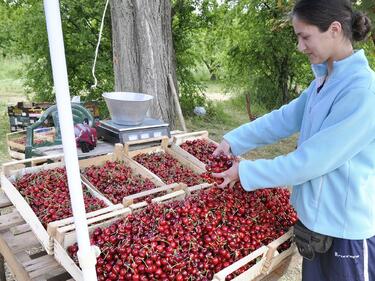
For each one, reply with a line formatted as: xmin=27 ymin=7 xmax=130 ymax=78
xmin=0 ymin=155 xmax=112 ymax=255
xmin=79 ymin=143 xmax=167 ymax=205
xmin=124 ymin=136 xmax=207 ymax=181
xmin=6 ymin=131 xmax=27 ymax=153
xmin=52 ymin=185 xmax=295 ymax=281
xmin=212 ymin=229 xmax=295 ymax=281
xmin=6 ymin=128 xmax=56 ymax=162
xmin=170 ymin=130 xmax=219 ymax=170
xmin=52 ymin=189 xmax=187 ymax=281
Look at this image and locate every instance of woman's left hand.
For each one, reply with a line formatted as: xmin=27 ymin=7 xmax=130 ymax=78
xmin=211 ymin=160 xmax=240 ymax=188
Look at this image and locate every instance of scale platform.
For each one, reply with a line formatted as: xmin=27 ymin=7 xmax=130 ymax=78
xmin=97 ymin=118 xmax=170 ymax=144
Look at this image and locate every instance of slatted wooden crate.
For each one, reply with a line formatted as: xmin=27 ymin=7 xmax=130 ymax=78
xmin=124 ymin=136 xmax=207 ymax=184
xmin=0 ymin=154 xmax=113 ymax=255
xmin=6 ymin=128 xmax=56 ymax=161
xmin=79 ymin=143 xmax=169 ymax=205
xmin=52 ymin=186 xmax=296 ymax=281
xmin=170 ymin=130 xmax=220 ymax=170
xmin=213 ymin=229 xmax=296 ymax=281
xmin=52 ymin=189 xmax=187 ymax=281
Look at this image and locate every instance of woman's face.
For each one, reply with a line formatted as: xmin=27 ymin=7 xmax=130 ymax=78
xmin=292 ymin=16 xmax=335 ymax=65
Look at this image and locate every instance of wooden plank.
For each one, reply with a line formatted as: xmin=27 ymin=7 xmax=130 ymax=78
xmin=0 ymin=254 xmax=6 ymax=281
xmin=186 ymin=182 xmax=213 ymax=195
xmin=151 ymin=189 xmax=186 ymax=204
xmin=124 ymin=136 xmax=168 ymax=152
xmin=9 ymin=150 xmax=25 ymax=160
xmin=0 ymin=230 xmax=31 ymax=281
xmin=212 ymin=246 xmax=269 ymax=281
xmin=53 ymin=241 xmax=83 ymax=281
xmin=24 ymin=255 xmax=66 ymax=279
xmin=3 ymin=231 xmax=40 ymax=254
xmin=77 ymin=153 xmax=113 ymax=169
xmin=0 ymin=209 xmax=24 ymax=232
xmin=254 ymin=255 xmax=295 ymax=281
xmin=122 ymin=182 xmax=186 ymax=206
xmin=0 ymin=192 xmax=12 ymax=208
xmin=172 ymin=130 xmax=209 ymax=145
xmin=11 ymin=223 xmax=31 ymax=235
xmin=47 ymin=204 xmax=123 ymax=237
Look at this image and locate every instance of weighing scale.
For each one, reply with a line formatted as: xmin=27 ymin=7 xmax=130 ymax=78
xmin=97 ymin=117 xmax=170 ymax=144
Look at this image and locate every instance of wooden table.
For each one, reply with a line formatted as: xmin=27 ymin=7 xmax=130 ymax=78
xmin=0 ymin=193 xmax=73 ymax=281
xmin=33 ymin=140 xmax=115 ymax=159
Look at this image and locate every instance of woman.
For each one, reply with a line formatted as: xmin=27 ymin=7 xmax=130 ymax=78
xmin=212 ymin=0 xmax=374 ymax=280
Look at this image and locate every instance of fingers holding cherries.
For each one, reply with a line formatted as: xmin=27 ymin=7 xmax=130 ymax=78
xmin=205 ymin=151 xmax=240 ymax=189
xmin=212 ymin=139 xmax=232 ymax=157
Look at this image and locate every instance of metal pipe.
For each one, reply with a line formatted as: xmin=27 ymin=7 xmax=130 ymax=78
xmin=43 ymin=1 xmax=97 ymax=280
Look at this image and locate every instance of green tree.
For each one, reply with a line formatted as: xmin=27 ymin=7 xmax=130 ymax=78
xmin=171 ymin=0 xmax=209 ymax=116
xmin=1 ymin=0 xmax=113 ymax=105
xmin=222 ymin=0 xmax=312 ymax=110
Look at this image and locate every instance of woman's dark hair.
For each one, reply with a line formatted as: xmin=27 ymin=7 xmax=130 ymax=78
xmin=292 ymin=0 xmax=372 ymax=42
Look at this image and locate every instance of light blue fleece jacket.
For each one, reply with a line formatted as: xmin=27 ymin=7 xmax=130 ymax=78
xmin=224 ymin=49 xmax=375 ymax=239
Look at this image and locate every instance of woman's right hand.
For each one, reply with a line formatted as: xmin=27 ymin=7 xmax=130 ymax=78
xmin=213 ymin=139 xmax=232 ymax=157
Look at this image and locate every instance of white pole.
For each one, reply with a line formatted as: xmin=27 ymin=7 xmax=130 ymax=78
xmin=43 ymin=1 xmax=98 ymax=280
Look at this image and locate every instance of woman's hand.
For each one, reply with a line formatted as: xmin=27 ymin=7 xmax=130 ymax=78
xmin=211 ymin=160 xmax=240 ymax=188
xmin=213 ymin=139 xmax=232 ymax=157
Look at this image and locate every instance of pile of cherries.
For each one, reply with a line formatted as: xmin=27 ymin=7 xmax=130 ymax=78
xmin=180 ymin=139 xmax=217 ymax=164
xmin=68 ymin=186 xmax=297 ymax=281
xmin=133 ymin=152 xmax=205 ymax=187
xmin=14 ymin=167 xmax=107 ymax=227
xmin=83 ymin=161 xmax=161 ymax=204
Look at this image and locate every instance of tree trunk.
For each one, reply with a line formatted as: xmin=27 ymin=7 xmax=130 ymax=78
xmin=110 ymin=0 xmax=178 ymax=128
xmin=279 ymin=56 xmax=289 ymax=104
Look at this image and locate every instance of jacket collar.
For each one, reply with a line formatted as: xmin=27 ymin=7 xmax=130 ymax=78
xmin=311 ymin=49 xmax=368 ymax=81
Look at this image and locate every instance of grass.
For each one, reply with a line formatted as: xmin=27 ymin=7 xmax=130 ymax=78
xmin=185 ymin=81 xmax=298 ymax=159
xmin=0 ymin=55 xmax=28 ymax=165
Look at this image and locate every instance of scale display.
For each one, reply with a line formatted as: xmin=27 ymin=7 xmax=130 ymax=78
xmin=97 ymin=118 xmax=170 ymax=144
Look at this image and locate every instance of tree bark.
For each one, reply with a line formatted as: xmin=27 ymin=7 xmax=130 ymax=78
xmin=110 ymin=0 xmax=178 ymax=128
